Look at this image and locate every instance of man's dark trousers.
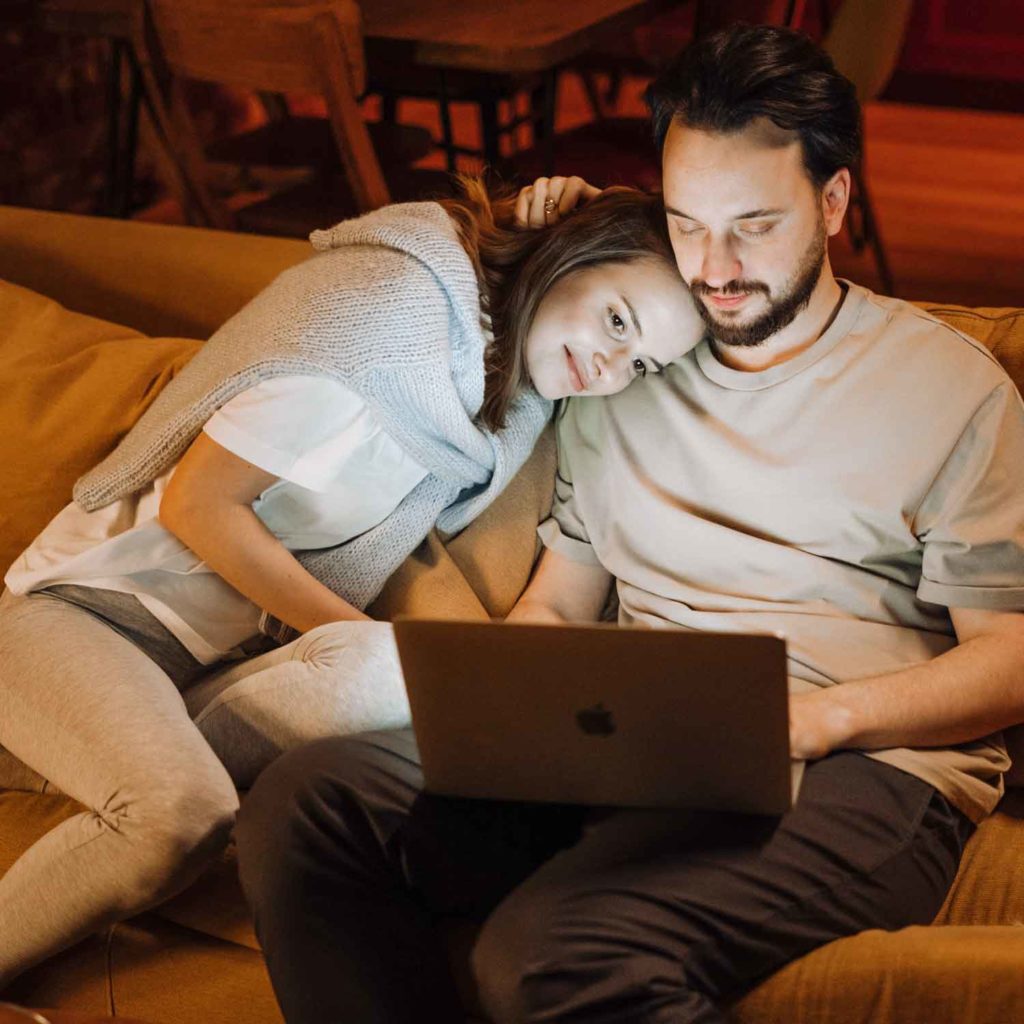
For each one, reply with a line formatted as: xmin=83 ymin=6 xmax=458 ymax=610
xmin=236 ymin=729 xmax=972 ymax=1024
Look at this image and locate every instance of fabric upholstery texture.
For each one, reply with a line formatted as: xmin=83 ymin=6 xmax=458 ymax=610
xmin=0 ymin=205 xmax=1022 ymax=1023
xmin=0 ymin=281 xmax=200 ymax=580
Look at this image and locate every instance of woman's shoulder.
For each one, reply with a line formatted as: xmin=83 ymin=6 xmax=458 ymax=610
xmin=310 ymin=200 xmax=456 ymax=254
xmin=267 ymin=202 xmax=461 ymax=305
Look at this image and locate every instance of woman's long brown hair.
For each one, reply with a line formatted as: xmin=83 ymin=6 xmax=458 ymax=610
xmin=438 ymin=176 xmax=678 ymax=432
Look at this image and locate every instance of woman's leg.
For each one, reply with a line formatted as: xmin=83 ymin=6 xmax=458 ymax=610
xmin=184 ymin=620 xmax=410 ymax=788
xmin=0 ymin=590 xmax=239 ymax=988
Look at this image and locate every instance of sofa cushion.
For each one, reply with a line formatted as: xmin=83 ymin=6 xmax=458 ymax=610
xmin=0 ymin=280 xmax=200 ymax=580
xmin=732 ymin=924 xmax=1024 ymax=1024
xmin=934 ymin=788 xmax=1024 ymax=926
xmin=918 ymin=303 xmax=1024 ymax=388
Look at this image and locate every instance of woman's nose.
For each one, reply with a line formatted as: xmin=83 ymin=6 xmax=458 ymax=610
xmin=593 ymin=349 xmax=630 ymax=388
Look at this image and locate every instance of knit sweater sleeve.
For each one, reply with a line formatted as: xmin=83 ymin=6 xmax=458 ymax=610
xmin=74 ymin=244 xmax=463 ymax=510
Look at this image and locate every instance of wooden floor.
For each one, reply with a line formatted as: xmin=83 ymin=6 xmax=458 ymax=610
xmin=831 ymin=102 xmax=1024 ymax=308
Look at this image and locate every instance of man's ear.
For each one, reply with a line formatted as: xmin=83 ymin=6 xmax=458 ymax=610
xmin=821 ymin=168 xmax=851 ymax=237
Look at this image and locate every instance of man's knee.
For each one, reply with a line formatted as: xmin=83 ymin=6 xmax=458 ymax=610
xmin=472 ymin=894 xmax=696 ymax=1024
xmin=236 ymin=732 xmax=414 ymax=897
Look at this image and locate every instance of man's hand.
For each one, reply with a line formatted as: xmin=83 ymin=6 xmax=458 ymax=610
xmin=514 ymin=175 xmax=601 ymax=229
xmin=788 ymin=688 xmax=855 ymax=761
xmin=788 ymin=607 xmax=1024 ymax=761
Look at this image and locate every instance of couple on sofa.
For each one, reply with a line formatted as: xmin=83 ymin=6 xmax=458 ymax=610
xmin=2 ymin=23 xmax=1023 ymax=1024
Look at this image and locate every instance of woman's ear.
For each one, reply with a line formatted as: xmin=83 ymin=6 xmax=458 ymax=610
xmin=821 ymin=168 xmax=851 ymax=238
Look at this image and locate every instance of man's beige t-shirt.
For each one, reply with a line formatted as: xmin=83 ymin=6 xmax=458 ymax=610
xmin=539 ymin=282 xmax=1024 ymax=823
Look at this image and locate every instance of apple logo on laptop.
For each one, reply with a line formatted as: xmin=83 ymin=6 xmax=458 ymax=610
xmin=576 ymin=702 xmax=615 ymax=737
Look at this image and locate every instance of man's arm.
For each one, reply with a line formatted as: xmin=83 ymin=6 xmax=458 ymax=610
xmin=789 ymin=606 xmax=1024 ymax=760
xmin=507 ymin=547 xmax=613 ymax=625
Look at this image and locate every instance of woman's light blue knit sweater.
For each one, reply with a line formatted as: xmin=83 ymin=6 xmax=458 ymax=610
xmin=74 ymin=202 xmax=552 ymax=610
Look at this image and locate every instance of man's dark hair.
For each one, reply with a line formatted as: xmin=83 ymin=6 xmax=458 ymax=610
xmin=646 ymin=24 xmax=862 ymax=188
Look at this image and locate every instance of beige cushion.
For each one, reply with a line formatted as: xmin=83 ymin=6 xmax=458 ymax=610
xmin=0 ymin=281 xmax=199 ymax=580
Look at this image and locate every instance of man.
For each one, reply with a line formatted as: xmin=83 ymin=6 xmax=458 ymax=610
xmin=236 ymin=25 xmax=1024 ymax=1024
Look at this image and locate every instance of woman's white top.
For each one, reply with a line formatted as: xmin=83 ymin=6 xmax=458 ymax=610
xmin=5 ymin=376 xmax=427 ymax=663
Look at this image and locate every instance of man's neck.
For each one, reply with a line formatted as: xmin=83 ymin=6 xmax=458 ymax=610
xmin=712 ymin=269 xmax=845 ymax=373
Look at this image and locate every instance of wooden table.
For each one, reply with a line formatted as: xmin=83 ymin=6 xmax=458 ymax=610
xmin=362 ymin=0 xmax=684 ymax=170
xmin=362 ymin=0 xmax=680 ymax=75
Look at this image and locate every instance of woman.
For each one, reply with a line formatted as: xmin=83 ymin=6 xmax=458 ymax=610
xmin=0 ymin=176 xmax=703 ymax=987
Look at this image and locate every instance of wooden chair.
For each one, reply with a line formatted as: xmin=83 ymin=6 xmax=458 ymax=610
xmin=135 ymin=0 xmax=399 ymax=231
xmin=32 ymin=0 xmax=150 ymax=218
xmin=821 ymin=0 xmax=914 ymax=296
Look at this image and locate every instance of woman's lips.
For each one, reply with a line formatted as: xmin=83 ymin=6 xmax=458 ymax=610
xmin=565 ymin=347 xmax=586 ymax=392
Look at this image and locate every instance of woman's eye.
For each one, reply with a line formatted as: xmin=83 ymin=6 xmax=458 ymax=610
xmin=608 ymin=309 xmax=627 ymax=334
xmin=632 ymin=358 xmax=647 ymax=377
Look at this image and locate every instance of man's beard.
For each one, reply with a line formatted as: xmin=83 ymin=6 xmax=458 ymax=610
xmin=690 ymin=229 xmax=827 ymax=348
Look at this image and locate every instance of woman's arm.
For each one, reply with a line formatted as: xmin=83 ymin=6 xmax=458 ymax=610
xmin=160 ymin=432 xmax=369 ymax=634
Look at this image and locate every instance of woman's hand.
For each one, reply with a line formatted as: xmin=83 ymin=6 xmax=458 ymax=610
xmin=514 ymin=175 xmax=602 ymax=229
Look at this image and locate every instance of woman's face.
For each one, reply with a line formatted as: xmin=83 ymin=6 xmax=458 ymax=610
xmin=523 ymin=258 xmax=705 ymax=400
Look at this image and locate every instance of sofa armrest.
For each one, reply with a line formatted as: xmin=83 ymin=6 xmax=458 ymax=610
xmin=0 ymin=205 xmax=306 ymax=338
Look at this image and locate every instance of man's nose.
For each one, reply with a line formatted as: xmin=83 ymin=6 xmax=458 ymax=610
xmin=699 ymin=235 xmax=741 ymax=289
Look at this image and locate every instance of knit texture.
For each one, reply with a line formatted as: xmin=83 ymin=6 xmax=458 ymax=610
xmin=74 ymin=202 xmax=552 ymax=610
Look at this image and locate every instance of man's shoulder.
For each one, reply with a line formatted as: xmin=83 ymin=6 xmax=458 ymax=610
xmin=850 ymin=282 xmax=1012 ymax=392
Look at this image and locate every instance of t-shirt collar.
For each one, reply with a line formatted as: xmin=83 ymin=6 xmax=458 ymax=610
xmin=695 ymin=279 xmax=866 ymax=391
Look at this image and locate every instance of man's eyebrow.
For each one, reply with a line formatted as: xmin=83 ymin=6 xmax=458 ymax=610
xmin=623 ymin=296 xmax=643 ymax=337
xmin=650 ymin=357 xmax=666 ymax=373
xmin=736 ymin=208 xmax=785 ymax=220
xmin=664 ymin=205 xmax=784 ymax=221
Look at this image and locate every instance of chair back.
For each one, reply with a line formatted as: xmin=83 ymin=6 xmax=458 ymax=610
xmin=146 ymin=0 xmax=365 ymax=97
xmin=140 ymin=0 xmax=389 ymax=218
xmin=822 ymin=0 xmax=914 ymax=102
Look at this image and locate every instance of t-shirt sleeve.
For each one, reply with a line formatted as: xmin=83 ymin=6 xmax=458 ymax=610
xmin=536 ymin=408 xmax=604 ymax=567
xmin=202 ymin=375 xmax=375 ymax=491
xmin=915 ymin=382 xmax=1024 ymax=610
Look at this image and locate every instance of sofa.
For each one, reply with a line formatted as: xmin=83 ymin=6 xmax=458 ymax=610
xmin=1 ymin=203 xmax=1023 ymax=1023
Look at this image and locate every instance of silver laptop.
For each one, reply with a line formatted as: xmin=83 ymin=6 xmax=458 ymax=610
xmin=393 ymin=619 xmax=799 ymax=816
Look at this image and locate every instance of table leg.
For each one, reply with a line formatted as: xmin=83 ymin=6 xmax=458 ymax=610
xmin=479 ymin=91 xmax=501 ymax=169
xmin=541 ymin=68 xmax=557 ymax=176
xmin=116 ymin=51 xmax=142 ymax=217
xmin=438 ymin=71 xmax=457 ymax=173
xmin=101 ymin=37 xmax=123 ymax=216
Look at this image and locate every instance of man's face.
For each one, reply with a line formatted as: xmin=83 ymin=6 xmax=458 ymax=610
xmin=662 ymin=119 xmax=838 ymax=347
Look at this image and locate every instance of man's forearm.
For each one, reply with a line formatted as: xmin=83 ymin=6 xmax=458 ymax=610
xmin=793 ymin=630 xmax=1024 ymax=758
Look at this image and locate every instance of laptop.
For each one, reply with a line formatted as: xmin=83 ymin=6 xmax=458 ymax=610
xmin=393 ymin=619 xmax=800 ymax=816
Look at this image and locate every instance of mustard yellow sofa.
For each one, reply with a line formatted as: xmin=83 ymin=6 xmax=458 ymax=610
xmin=1 ymin=204 xmax=1023 ymax=1024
